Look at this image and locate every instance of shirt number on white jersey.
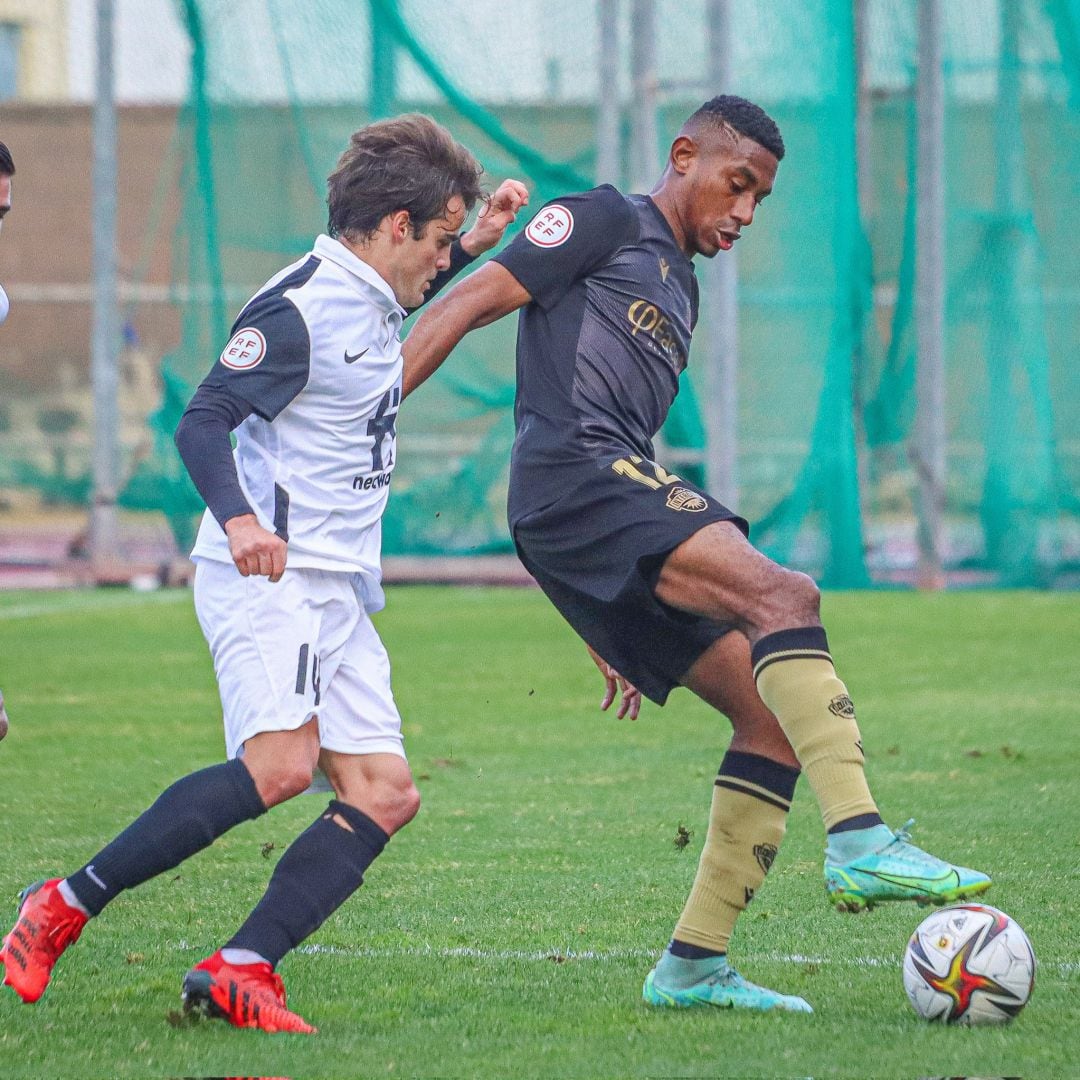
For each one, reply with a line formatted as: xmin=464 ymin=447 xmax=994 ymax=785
xmin=367 ymin=386 xmax=400 ymax=472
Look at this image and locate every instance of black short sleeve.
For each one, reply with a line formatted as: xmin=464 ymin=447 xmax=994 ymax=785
xmin=493 ymin=185 xmax=639 ymax=311
xmin=174 ymin=385 xmax=255 ymax=528
xmin=200 ymin=291 xmax=312 ymax=421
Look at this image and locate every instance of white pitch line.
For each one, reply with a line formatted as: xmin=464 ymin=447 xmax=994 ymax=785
xmin=173 ymin=940 xmax=1078 ymax=974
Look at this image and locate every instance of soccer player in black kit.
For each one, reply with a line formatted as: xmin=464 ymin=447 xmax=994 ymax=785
xmin=403 ymin=96 xmax=990 ymax=1013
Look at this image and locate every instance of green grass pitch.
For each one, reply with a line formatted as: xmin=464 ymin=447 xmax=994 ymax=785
xmin=0 ymin=586 xmax=1077 ymax=1077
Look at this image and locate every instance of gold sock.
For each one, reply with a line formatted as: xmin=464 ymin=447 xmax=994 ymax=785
xmin=673 ymin=751 xmax=798 ymax=953
xmin=751 ymin=627 xmax=878 ymax=832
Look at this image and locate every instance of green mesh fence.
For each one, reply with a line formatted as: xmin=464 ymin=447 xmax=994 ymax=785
xmin=3 ymin=0 xmax=1078 ymax=587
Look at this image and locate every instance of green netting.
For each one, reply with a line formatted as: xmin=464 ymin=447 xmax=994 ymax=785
xmin=2 ymin=0 xmax=1077 ymax=587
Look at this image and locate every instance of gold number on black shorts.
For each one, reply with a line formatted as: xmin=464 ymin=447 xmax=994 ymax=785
xmin=611 ymin=455 xmax=681 ymax=490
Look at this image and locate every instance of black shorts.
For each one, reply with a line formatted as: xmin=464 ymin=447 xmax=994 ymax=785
xmin=511 ymin=453 xmax=748 ymax=705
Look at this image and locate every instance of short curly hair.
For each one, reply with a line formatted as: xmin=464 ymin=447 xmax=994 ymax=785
xmin=0 ymin=141 xmax=14 ymax=176
xmin=683 ymin=95 xmax=785 ymax=161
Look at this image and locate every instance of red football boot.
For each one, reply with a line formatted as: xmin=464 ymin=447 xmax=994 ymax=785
xmin=181 ymin=950 xmax=316 ymax=1034
xmin=1 ymin=878 xmax=89 ymax=1003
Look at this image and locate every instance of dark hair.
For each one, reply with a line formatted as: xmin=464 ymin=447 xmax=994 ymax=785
xmin=684 ymin=95 xmax=785 ymax=161
xmin=0 ymin=141 xmax=14 ymax=176
xmin=327 ymin=114 xmax=484 ymax=242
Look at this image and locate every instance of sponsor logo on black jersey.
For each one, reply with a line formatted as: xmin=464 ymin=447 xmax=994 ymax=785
xmin=626 ymin=299 xmax=683 ymax=368
xmin=665 ymin=486 xmax=708 ymax=512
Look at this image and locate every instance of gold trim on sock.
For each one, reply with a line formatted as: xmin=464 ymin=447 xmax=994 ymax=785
xmin=752 ymin=648 xmax=832 ymax=680
xmin=714 ymin=776 xmax=793 ymax=813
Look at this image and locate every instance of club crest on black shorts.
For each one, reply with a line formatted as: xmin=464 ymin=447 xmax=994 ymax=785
xmin=665 ymin=487 xmax=708 ymax=512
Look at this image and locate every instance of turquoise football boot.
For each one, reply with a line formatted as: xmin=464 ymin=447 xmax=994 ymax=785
xmin=643 ymin=958 xmax=812 ymax=1014
xmin=825 ymin=819 xmax=991 ymax=912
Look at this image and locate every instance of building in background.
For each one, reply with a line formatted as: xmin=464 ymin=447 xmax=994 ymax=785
xmin=0 ymin=0 xmax=68 ymax=102
xmin=0 ymin=1 xmax=1076 ymax=588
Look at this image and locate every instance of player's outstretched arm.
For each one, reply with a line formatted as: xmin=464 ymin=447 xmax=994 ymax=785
xmin=402 ymin=261 xmax=532 ymax=400
xmin=410 ymin=180 xmax=529 ymax=314
xmin=459 ymin=179 xmax=529 ymax=257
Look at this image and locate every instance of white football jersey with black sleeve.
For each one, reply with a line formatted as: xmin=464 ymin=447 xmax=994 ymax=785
xmin=190 ymin=235 xmax=406 ymax=612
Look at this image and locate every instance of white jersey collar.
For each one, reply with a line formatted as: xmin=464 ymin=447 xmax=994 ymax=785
xmin=313 ymin=234 xmax=407 ymax=317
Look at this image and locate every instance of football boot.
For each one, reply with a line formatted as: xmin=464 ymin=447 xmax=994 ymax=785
xmin=1 ymin=878 xmax=89 ymax=1003
xmin=826 ymin=819 xmax=991 ymax=912
xmin=643 ymin=960 xmax=812 ymax=1013
xmin=182 ymin=950 xmax=316 ymax=1035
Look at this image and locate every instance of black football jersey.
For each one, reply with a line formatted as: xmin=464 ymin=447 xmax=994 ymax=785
xmin=494 ymin=185 xmax=698 ymax=524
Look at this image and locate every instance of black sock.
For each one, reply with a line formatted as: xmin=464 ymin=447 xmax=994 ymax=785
xmin=225 ymin=800 xmax=389 ymax=968
xmin=828 ymin=811 xmax=885 ymax=834
xmin=669 ymin=939 xmax=726 ymax=961
xmin=67 ymin=758 xmax=266 ymax=917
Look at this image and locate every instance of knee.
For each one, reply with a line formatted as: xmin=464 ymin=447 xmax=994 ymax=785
xmin=372 ymin=780 xmax=421 ymax=834
xmin=786 ymin=569 xmax=821 ymax=619
xmin=756 ymin=566 xmax=821 ymax=631
xmin=339 ymin=778 xmax=420 ymax=836
xmin=248 ymin=761 xmax=315 ymax=807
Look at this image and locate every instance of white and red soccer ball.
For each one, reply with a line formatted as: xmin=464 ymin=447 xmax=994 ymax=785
xmin=903 ymin=903 xmax=1035 ymax=1025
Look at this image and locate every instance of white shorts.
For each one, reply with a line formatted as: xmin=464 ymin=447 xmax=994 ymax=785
xmin=193 ymin=559 xmax=406 ymax=779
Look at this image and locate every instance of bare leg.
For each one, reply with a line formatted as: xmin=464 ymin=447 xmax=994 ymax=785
xmin=655 ymin=521 xmax=821 ymax=642
xmin=682 ymin=631 xmax=797 ymax=769
xmin=319 ymin=749 xmax=421 ymax=836
xmin=656 ymin=522 xmax=879 ymax=833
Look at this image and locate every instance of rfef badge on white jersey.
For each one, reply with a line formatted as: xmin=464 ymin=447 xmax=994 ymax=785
xmin=220 ymin=327 xmax=267 ymax=370
xmin=526 ymin=205 xmax=574 ymax=248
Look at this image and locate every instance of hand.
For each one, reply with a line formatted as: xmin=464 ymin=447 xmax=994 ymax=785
xmin=224 ymin=514 xmax=287 ymax=582
xmin=586 ymin=645 xmax=642 ymax=721
xmin=460 ymin=179 xmax=530 ymax=256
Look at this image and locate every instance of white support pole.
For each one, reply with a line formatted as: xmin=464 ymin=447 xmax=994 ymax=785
xmin=596 ymin=0 xmax=621 ymax=186
xmin=629 ymin=0 xmax=657 ymax=192
xmin=854 ymin=0 xmax=874 ymax=222
xmin=89 ymin=0 xmax=120 ymax=571
xmin=704 ymin=0 xmax=738 ymax=506
xmin=913 ymin=0 xmax=946 ymax=588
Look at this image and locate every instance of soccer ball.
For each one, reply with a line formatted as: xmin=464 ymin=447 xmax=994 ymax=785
xmin=902 ymin=904 xmax=1035 ymax=1025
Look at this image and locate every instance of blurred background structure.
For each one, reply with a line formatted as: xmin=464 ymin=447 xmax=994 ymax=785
xmin=0 ymin=0 xmax=1076 ymax=588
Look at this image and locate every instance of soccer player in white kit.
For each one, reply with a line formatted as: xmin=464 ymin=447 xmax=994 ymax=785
xmin=1 ymin=115 xmax=527 ymax=1034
